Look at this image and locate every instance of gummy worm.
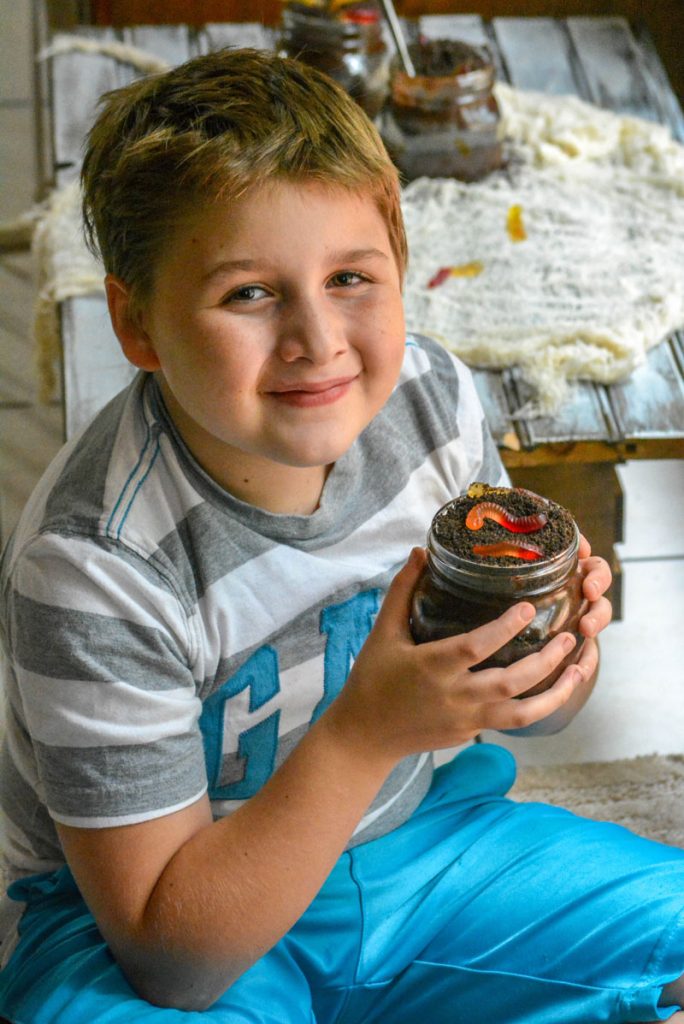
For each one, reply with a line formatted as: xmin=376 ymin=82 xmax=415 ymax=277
xmin=428 ymin=267 xmax=453 ymax=289
xmin=427 ymin=261 xmax=484 ymax=288
xmin=466 ymin=501 xmax=548 ymax=533
xmin=472 ymin=541 xmax=543 ymax=561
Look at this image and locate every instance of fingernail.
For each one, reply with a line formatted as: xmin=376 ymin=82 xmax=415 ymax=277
xmin=519 ymin=603 xmax=535 ymax=622
xmin=562 ymin=635 xmax=576 ymax=652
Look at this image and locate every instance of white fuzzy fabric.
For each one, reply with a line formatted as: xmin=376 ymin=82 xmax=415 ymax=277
xmin=402 ymin=83 xmax=684 ymax=414
xmin=511 ymin=753 xmax=684 ymax=849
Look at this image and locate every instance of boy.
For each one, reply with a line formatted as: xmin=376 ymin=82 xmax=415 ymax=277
xmin=0 ymin=46 xmax=683 ymax=1024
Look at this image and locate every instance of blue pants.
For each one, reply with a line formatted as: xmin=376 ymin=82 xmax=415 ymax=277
xmin=1 ymin=743 xmax=684 ymax=1023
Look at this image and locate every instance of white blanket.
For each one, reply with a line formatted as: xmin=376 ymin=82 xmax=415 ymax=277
xmin=402 ymin=84 xmax=684 ymax=414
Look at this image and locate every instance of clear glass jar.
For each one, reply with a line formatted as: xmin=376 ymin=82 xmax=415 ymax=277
xmin=278 ymin=2 xmax=391 ymax=119
xmin=410 ymin=500 xmax=588 ymax=697
xmin=381 ymin=38 xmax=503 ymax=181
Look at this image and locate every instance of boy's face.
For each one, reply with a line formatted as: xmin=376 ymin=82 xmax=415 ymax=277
xmin=116 ymin=180 xmax=405 ymax=512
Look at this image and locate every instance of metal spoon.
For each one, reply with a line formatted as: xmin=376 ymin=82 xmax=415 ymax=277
xmin=378 ymin=0 xmax=416 ymax=76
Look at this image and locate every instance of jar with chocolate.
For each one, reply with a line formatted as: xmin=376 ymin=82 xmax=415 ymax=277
xmin=278 ymin=1 xmax=391 ymax=119
xmin=410 ymin=484 xmax=589 ymax=696
xmin=381 ymin=37 xmax=503 ymax=181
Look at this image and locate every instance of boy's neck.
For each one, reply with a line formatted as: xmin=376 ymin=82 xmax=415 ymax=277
xmin=214 ymin=458 xmax=332 ymax=516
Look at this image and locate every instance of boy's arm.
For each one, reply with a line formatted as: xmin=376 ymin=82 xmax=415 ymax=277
xmin=56 ymin=550 xmax=585 ymax=1012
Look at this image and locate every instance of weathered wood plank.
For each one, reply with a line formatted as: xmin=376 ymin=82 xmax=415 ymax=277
xmin=569 ymin=17 xmax=684 ymax=444
xmin=201 ymin=22 xmax=274 ymax=53
xmin=472 ymin=368 xmax=519 ymax=450
xmin=505 ymin=369 xmax=619 ymax=446
xmin=61 ymin=296 xmax=137 ymax=440
xmin=124 ymin=24 xmax=193 ymax=67
xmin=51 ymin=27 xmax=137 ymax=185
xmin=607 ymin=341 xmax=684 ymax=441
xmin=491 ymin=17 xmax=577 ymax=96
xmin=566 ymin=16 xmax=658 ymax=122
xmin=630 ymin=22 xmax=684 ymax=143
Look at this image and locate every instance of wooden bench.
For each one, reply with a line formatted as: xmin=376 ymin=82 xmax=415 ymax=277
xmin=46 ymin=15 xmax=684 ymax=617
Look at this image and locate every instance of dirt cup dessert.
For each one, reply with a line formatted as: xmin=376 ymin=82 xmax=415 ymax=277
xmin=381 ymin=37 xmax=503 ymax=181
xmin=410 ymin=482 xmax=589 ymax=696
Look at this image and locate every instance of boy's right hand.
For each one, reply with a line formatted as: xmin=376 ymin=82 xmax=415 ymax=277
xmin=326 ymin=547 xmax=583 ymax=762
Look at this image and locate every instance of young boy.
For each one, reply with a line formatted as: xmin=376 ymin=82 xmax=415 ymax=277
xmin=0 ymin=47 xmax=683 ymax=1024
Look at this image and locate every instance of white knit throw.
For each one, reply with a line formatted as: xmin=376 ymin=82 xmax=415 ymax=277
xmin=27 ymin=39 xmax=684 ymax=412
xmin=402 ymin=83 xmax=684 ymax=414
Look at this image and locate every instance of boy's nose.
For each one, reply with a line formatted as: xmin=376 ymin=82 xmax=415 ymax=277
xmin=277 ymin=297 xmax=346 ymax=364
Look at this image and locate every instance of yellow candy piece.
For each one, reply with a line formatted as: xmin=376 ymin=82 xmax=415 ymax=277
xmin=506 ymin=204 xmax=527 ymax=242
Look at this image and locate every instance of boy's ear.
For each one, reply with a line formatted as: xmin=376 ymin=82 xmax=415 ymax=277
xmin=105 ymin=274 xmax=161 ymax=372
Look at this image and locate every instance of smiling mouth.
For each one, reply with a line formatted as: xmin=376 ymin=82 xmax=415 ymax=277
xmin=268 ymin=377 xmax=357 ymax=408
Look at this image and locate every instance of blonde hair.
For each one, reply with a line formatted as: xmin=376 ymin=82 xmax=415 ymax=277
xmin=81 ymin=47 xmax=407 ymax=313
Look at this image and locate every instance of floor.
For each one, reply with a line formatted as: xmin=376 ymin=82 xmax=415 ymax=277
xmin=1 ymin=9 xmax=683 ymax=768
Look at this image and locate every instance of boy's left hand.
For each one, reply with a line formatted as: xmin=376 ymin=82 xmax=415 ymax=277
xmin=577 ymin=534 xmax=613 ymax=640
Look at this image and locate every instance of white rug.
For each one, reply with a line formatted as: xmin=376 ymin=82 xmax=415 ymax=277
xmin=511 ymin=753 xmax=684 ymax=848
xmin=402 ymin=84 xmax=684 ymax=415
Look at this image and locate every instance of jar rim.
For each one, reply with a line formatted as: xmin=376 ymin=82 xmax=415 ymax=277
xmin=427 ymin=501 xmax=580 ymax=595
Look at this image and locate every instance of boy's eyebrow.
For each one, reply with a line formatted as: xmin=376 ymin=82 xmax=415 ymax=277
xmin=203 ymin=248 xmax=390 ymax=281
xmin=327 ymin=247 xmax=391 ymax=265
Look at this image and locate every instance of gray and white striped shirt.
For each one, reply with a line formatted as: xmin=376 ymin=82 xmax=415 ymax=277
xmin=0 ymin=334 xmax=505 ymax=893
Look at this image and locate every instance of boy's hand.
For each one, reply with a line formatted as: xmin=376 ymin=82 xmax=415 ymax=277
xmin=576 ymin=533 xmax=613 ymax=640
xmin=328 ymin=548 xmax=585 ymax=762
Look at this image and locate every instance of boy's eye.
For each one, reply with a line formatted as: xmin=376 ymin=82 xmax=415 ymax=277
xmin=328 ymin=271 xmax=368 ymax=288
xmin=222 ymin=284 xmax=269 ymax=304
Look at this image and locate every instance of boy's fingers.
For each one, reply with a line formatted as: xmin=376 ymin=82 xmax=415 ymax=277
xmin=581 ymin=555 xmax=612 ymax=599
xmin=375 ymin=548 xmax=428 ymax=636
xmin=427 ymin=601 xmax=536 ymax=668
xmin=480 ymin=664 xmax=582 ymax=731
xmin=470 ymin=631 xmax=577 ymax=701
xmin=579 ymin=596 xmax=612 ymax=637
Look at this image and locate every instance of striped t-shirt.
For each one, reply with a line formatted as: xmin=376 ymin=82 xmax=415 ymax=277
xmin=0 ymin=334 xmax=505 ymax=888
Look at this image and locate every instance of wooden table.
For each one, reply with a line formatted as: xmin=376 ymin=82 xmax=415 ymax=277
xmin=46 ymin=15 xmax=684 ymax=617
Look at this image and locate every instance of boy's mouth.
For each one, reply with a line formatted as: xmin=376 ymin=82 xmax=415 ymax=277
xmin=268 ymin=376 xmax=357 ymax=408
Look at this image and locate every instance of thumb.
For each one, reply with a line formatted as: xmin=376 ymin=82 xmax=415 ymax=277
xmin=374 ymin=547 xmax=427 ymax=638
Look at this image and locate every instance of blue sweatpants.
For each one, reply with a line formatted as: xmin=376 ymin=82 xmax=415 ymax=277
xmin=1 ymin=743 xmax=684 ymax=1023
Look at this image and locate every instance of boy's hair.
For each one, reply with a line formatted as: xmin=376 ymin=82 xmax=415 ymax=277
xmin=81 ymin=47 xmax=407 ymax=315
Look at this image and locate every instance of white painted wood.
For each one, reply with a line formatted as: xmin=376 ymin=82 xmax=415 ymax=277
xmin=61 ymin=296 xmax=136 ymax=439
xmin=416 ymin=14 xmax=489 ymax=47
xmin=124 ymin=25 xmax=193 ymax=68
xmin=202 ymin=23 xmax=274 ymax=53
xmin=608 ymin=342 xmax=684 ymax=440
xmin=631 ymin=22 xmax=684 ymax=143
xmin=51 ymin=27 xmax=137 ymax=183
xmin=567 ymin=17 xmax=656 ymax=122
xmin=492 ymin=17 xmax=578 ymax=96
xmin=509 ymin=370 xmax=617 ymax=446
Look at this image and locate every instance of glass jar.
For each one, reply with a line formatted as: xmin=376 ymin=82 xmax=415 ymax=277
xmin=381 ymin=38 xmax=503 ymax=181
xmin=410 ymin=500 xmax=588 ymax=697
xmin=278 ymin=2 xmax=391 ymax=120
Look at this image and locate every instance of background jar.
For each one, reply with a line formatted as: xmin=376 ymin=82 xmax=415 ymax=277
xmin=410 ymin=503 xmax=588 ymax=697
xmin=278 ymin=2 xmax=391 ymax=119
xmin=381 ymin=39 xmax=503 ymax=181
